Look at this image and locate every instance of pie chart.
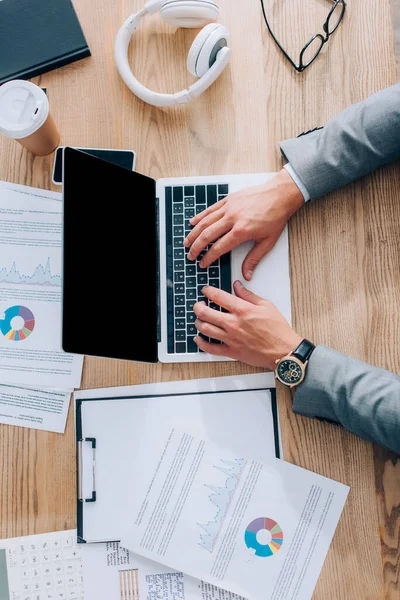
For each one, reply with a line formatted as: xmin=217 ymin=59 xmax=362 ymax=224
xmin=0 ymin=305 xmax=35 ymax=341
xmin=244 ymin=517 xmax=284 ymax=557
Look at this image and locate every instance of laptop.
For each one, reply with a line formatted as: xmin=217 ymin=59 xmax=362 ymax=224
xmin=62 ymin=147 xmax=291 ymax=363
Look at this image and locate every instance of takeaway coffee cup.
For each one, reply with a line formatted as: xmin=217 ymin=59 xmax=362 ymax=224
xmin=0 ymin=80 xmax=60 ymax=156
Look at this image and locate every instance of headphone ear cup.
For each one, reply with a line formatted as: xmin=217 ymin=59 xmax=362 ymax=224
xmin=187 ymin=23 xmax=229 ymax=78
xmin=161 ymin=0 xmax=219 ymax=28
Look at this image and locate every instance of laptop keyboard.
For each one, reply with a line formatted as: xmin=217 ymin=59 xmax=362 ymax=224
xmin=165 ymin=184 xmax=231 ymax=354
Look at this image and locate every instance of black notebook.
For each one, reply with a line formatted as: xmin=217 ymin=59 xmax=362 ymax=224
xmin=0 ymin=0 xmax=91 ymax=85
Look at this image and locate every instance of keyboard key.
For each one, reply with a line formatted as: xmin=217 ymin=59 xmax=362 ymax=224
xmin=185 ymin=197 xmax=194 ymax=207
xmin=175 ymin=342 xmax=186 ymax=353
xmin=62 ymin=537 xmax=73 ymax=549
xmin=186 ymin=277 xmax=196 ymax=287
xmin=174 ymin=226 xmax=184 ymax=236
xmin=197 ymin=296 xmax=208 ymax=305
xmin=184 ymin=186 xmax=194 ymax=196
xmin=173 ymin=214 xmax=183 ymax=225
xmin=173 ymin=203 xmax=183 ymax=214
xmin=173 ymin=237 xmax=184 ymax=247
xmin=186 ymin=300 xmax=196 ymax=312
xmin=174 ymin=271 xmax=184 ymax=282
xmin=218 ymin=195 xmax=226 ymax=201
xmin=66 ymin=574 xmax=77 ymax=586
xmin=174 ymin=260 xmax=184 ymax=270
xmin=187 ymin=324 xmax=197 ymax=336
xmin=176 ymin=331 xmax=185 ymax=341
xmin=175 ymin=307 xmax=185 ymax=317
xmin=186 ymin=265 xmax=196 ymax=276
xmin=173 ymin=187 xmax=183 ymax=203
xmin=208 ymin=279 xmax=219 ymax=288
xmin=184 ymin=220 xmax=192 ymax=231
xmin=196 ymin=185 xmax=206 ymax=204
xmin=185 ymin=208 xmax=195 ymax=219
xmin=175 ymin=319 xmax=185 ymax=329
xmin=206 ymin=185 xmax=217 ymax=206
xmin=187 ymin=337 xmax=198 ymax=353
xmin=174 ymin=283 xmax=184 ymax=294
xmin=174 ymin=249 xmax=184 ymax=259
xmin=197 ymin=263 xmax=207 ymax=272
xmin=175 ymin=295 xmax=185 ymax=305
xmin=187 ymin=313 xmax=196 ymax=323
xmin=209 ymin=267 xmax=219 ymax=278
xmin=186 ymin=289 xmax=196 ymax=300
xmin=195 ymin=205 xmax=204 ymax=214
xmin=210 ymin=302 xmax=220 ymax=310
xmin=197 ymin=274 xmax=207 ymax=285
xmin=218 ymin=184 xmax=229 ymax=195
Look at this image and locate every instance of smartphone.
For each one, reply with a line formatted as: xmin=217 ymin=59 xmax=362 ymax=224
xmin=52 ymin=146 xmax=136 ymax=185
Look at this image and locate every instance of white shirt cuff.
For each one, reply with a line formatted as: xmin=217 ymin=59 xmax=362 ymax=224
xmin=283 ymin=163 xmax=311 ymax=202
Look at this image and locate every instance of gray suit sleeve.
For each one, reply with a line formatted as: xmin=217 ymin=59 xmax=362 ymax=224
xmin=279 ymin=84 xmax=400 ymax=199
xmin=293 ymin=345 xmax=400 ymax=454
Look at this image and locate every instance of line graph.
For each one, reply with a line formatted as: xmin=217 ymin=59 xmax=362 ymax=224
xmin=198 ymin=458 xmax=246 ymax=553
xmin=0 ymin=258 xmax=61 ymax=286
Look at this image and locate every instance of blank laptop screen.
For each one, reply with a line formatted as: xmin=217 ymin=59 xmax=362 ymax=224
xmin=62 ymin=147 xmax=158 ymax=363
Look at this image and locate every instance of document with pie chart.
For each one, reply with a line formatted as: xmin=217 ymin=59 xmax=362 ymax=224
xmin=121 ymin=427 xmax=349 ymax=600
xmin=0 ymin=181 xmax=83 ymax=431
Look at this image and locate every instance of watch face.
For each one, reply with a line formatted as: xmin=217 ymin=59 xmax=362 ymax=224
xmin=277 ymin=359 xmax=303 ymax=385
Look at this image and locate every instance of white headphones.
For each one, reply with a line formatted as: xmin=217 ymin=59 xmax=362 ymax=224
xmin=114 ymin=0 xmax=231 ymax=107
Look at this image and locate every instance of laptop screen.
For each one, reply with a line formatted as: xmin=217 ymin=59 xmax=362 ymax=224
xmin=62 ymin=147 xmax=158 ymax=363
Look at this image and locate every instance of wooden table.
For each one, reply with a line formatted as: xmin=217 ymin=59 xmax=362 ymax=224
xmin=0 ymin=0 xmax=399 ymax=597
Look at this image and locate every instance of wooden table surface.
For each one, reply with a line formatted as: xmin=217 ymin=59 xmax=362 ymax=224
xmin=0 ymin=0 xmax=399 ymax=598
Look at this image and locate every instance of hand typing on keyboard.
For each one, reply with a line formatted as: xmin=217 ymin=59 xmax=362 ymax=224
xmin=193 ymin=281 xmax=301 ymax=369
xmin=184 ymin=169 xmax=303 ymax=281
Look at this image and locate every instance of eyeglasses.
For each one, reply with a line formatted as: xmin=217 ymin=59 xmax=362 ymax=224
xmin=260 ymin=0 xmax=346 ymax=72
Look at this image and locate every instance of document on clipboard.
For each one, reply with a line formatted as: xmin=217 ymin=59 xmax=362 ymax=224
xmin=74 ymin=373 xmax=281 ymax=544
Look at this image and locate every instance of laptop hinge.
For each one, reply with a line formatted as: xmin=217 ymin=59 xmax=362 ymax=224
xmin=156 ymin=196 xmax=161 ymax=343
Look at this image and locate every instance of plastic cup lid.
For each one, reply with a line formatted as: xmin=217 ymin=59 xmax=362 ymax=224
xmin=0 ymin=80 xmax=49 ymax=139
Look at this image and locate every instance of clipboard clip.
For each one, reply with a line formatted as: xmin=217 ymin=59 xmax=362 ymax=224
xmin=77 ymin=437 xmax=97 ymax=503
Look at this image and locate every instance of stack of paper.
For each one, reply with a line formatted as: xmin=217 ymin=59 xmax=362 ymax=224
xmin=0 ymin=181 xmax=83 ymax=433
xmin=75 ymin=376 xmax=350 ymax=600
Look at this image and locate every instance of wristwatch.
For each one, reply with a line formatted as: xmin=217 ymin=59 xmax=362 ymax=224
xmin=274 ymin=339 xmax=315 ymax=388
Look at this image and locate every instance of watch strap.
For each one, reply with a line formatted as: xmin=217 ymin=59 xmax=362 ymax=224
xmin=292 ymin=338 xmax=315 ymax=363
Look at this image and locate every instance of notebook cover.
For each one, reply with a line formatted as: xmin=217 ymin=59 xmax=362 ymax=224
xmin=0 ymin=0 xmax=91 ymax=85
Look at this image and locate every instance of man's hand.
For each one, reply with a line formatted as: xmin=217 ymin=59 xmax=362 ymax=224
xmin=184 ymin=168 xmax=304 ymax=280
xmin=193 ymin=281 xmax=302 ymax=370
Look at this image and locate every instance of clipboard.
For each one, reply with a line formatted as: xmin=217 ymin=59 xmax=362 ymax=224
xmin=75 ymin=373 xmax=282 ymax=544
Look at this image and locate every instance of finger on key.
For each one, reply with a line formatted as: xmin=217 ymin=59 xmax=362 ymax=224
xmin=199 ymin=231 xmax=238 ymax=268
xmin=187 ymin=219 xmax=231 ymax=261
xmin=184 ymin=207 xmax=225 ymax=248
xmin=190 ymin=198 xmax=227 ymax=226
xmin=195 ymin=319 xmax=227 ymax=341
xmin=201 ymin=285 xmax=244 ymax=312
xmin=193 ymin=301 xmax=228 ymax=327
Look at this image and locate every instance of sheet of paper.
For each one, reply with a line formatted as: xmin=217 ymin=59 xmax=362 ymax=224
xmin=121 ymin=427 xmax=349 ymax=600
xmin=0 ymin=181 xmax=83 ymax=389
xmin=0 ymin=384 xmax=72 ymax=433
xmin=83 ymin=542 xmax=246 ymax=600
xmin=75 ymin=373 xmax=282 ymax=543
